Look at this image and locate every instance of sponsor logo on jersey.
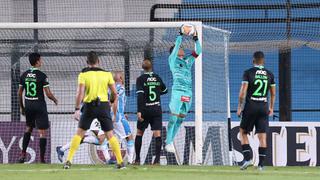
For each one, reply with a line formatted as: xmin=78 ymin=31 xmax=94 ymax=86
xmin=147 ymin=77 xmax=157 ymax=82
xmin=27 ymin=73 xmax=36 ymax=78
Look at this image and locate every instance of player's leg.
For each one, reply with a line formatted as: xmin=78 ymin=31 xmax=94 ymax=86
xmin=121 ymin=118 xmax=134 ymax=164
xmin=99 ymin=102 xmax=124 ymax=168
xmin=166 ymin=92 xmax=183 ymax=146
xmin=64 ymin=105 xmax=93 ymax=168
xmin=135 ymin=118 xmax=148 ymax=164
xmin=172 ymin=97 xmax=192 ymax=139
xmin=36 ymin=108 xmax=50 ymax=163
xmin=97 ymin=131 xmax=111 ymax=163
xmin=65 ymin=128 xmax=86 ymax=164
xmin=239 ymin=106 xmax=255 ymax=170
xmin=19 ymin=126 xmax=33 ymax=163
xmin=256 ymin=107 xmax=269 ymax=170
xmin=150 ymin=115 xmax=162 ymax=165
xmin=19 ymin=106 xmax=35 ymax=163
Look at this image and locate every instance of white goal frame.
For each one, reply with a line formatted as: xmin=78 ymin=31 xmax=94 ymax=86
xmin=0 ymin=22 xmax=230 ymax=165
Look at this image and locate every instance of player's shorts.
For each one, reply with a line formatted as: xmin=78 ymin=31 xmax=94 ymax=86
xmin=240 ymin=101 xmax=269 ymax=134
xmin=114 ymin=117 xmax=132 ymax=140
xmin=79 ymin=102 xmax=113 ymax=132
xmin=25 ymin=100 xmax=49 ymax=129
xmin=169 ymin=90 xmax=192 ymax=115
xmin=137 ymin=110 xmax=162 ymax=131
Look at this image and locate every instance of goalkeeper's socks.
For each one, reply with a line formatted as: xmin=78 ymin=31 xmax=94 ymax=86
xmin=22 ymin=132 xmax=31 ymax=154
xmin=166 ymin=115 xmax=178 ymax=145
xmin=258 ymin=147 xmax=267 ymax=167
xmin=66 ymin=135 xmax=82 ymax=162
xmin=82 ymin=135 xmax=100 ymax=145
xmin=108 ymin=136 xmax=123 ymax=164
xmin=241 ymin=144 xmax=252 ymax=161
xmin=154 ymin=137 xmax=162 ymax=164
xmin=135 ymin=135 xmax=142 ymax=162
xmin=39 ymin=138 xmax=47 ymax=163
xmin=172 ymin=117 xmax=184 ymax=140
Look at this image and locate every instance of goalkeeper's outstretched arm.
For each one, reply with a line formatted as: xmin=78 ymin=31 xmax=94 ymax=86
xmin=169 ymin=35 xmax=183 ymax=60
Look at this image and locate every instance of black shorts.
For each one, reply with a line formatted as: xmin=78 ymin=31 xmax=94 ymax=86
xmin=25 ymin=100 xmax=49 ymax=129
xmin=240 ymin=101 xmax=269 ymax=134
xmin=79 ymin=102 xmax=113 ymax=132
xmin=137 ymin=110 xmax=162 ymax=131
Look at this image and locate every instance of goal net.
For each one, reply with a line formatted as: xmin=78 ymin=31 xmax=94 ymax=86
xmin=0 ymin=22 xmax=230 ymax=165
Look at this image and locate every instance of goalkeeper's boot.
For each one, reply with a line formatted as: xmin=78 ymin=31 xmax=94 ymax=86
xmin=240 ymin=160 xmax=253 ymax=170
xmin=63 ymin=161 xmax=71 ymax=169
xmin=165 ymin=143 xmax=175 ymax=153
xmin=18 ymin=152 xmax=26 ymax=163
xmin=56 ymin=146 xmax=64 ymax=163
xmin=116 ymin=162 xmax=126 ymax=169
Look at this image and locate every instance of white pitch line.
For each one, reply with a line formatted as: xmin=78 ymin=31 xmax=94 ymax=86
xmin=0 ymin=167 xmax=320 ymax=176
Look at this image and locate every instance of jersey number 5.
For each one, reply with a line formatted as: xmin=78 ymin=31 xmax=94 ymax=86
xmin=25 ymin=81 xmax=37 ymax=97
xmin=149 ymin=86 xmax=157 ymax=101
xmin=253 ymin=79 xmax=268 ymax=97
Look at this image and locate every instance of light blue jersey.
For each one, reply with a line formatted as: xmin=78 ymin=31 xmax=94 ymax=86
xmin=115 ymin=83 xmax=126 ymax=122
xmin=169 ymin=35 xmax=202 ymax=94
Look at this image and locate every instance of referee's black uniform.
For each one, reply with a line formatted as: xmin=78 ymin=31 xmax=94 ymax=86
xmin=136 ymin=72 xmax=167 ymax=131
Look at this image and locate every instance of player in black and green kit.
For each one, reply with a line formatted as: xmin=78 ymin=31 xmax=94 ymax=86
xmin=236 ymin=51 xmax=276 ymax=170
xmin=18 ymin=53 xmax=58 ymax=163
xmin=135 ymin=59 xmax=167 ymax=165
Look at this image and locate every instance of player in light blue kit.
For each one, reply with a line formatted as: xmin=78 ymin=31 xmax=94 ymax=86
xmin=112 ymin=72 xmax=135 ymax=164
xmin=165 ymin=27 xmax=202 ymax=153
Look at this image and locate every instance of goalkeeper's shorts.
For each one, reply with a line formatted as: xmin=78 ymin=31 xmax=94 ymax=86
xmin=169 ymin=90 xmax=192 ymax=116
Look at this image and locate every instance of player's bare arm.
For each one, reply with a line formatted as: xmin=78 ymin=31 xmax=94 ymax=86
xmin=269 ymin=86 xmax=276 ymax=116
xmin=44 ymin=87 xmax=58 ymax=105
xmin=74 ymin=83 xmax=85 ymax=121
xmin=237 ymin=83 xmax=248 ymax=117
xmin=18 ymin=86 xmax=25 ymax=115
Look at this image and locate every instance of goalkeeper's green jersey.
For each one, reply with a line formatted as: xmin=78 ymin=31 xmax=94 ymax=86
xmin=168 ymin=35 xmax=202 ymax=93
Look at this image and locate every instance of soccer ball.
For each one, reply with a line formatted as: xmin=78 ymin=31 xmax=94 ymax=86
xmin=180 ymin=24 xmax=196 ymax=36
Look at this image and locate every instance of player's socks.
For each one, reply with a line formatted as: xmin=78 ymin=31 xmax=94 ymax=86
xmin=22 ymin=132 xmax=31 ymax=154
xmin=166 ymin=115 xmax=178 ymax=145
xmin=126 ymin=139 xmax=134 ymax=164
xmin=101 ymin=140 xmax=111 ymax=162
xmin=134 ymin=135 xmax=142 ymax=162
xmin=108 ymin=136 xmax=123 ymax=164
xmin=66 ymin=135 xmax=82 ymax=162
xmin=39 ymin=138 xmax=47 ymax=163
xmin=241 ymin=144 xmax=252 ymax=161
xmin=82 ymin=135 xmax=100 ymax=145
xmin=154 ymin=137 xmax=162 ymax=164
xmin=258 ymin=147 xmax=267 ymax=167
xmin=172 ymin=117 xmax=184 ymax=140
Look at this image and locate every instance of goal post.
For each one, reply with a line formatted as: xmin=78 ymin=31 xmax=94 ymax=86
xmin=0 ymin=22 xmax=230 ymax=165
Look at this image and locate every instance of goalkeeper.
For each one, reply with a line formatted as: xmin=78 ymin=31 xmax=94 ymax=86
xmin=165 ymin=26 xmax=202 ymax=153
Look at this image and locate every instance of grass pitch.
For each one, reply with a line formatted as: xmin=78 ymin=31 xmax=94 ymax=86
xmin=0 ymin=164 xmax=319 ymax=180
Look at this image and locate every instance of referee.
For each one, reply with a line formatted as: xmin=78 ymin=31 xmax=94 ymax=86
xmin=134 ymin=59 xmax=167 ymax=165
xmin=64 ymin=51 xmax=124 ymax=169
xmin=237 ymin=51 xmax=276 ymax=170
xmin=18 ymin=53 xmax=58 ymax=163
